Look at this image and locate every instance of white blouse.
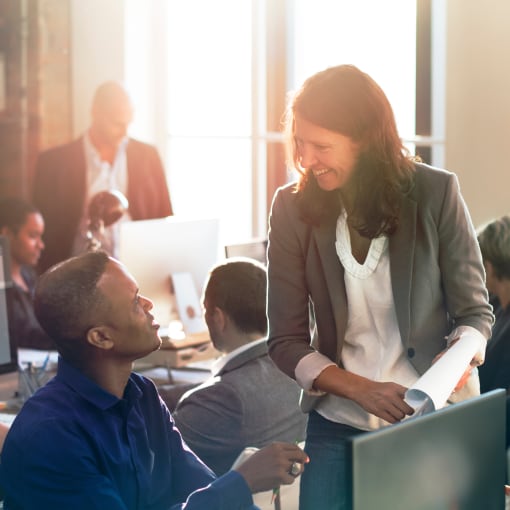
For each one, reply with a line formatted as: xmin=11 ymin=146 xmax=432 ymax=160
xmin=297 ymin=211 xmax=419 ymax=431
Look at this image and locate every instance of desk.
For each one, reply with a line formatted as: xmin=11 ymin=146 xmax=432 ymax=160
xmin=0 ymin=350 xmax=57 ymax=413
xmin=135 ymin=331 xmax=220 ymax=369
xmin=0 ymin=348 xmax=214 ymax=415
xmin=0 ymin=372 xmax=18 ymax=402
xmin=137 ymin=365 xmax=212 ymax=387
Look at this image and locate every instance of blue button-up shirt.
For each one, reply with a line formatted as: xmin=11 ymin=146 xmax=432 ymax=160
xmin=0 ymin=358 xmax=255 ymax=509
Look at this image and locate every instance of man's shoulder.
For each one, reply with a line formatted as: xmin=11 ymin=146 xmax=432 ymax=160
xmin=126 ymin=137 xmax=158 ymax=154
xmin=222 ymin=351 xmax=298 ymax=393
xmin=36 ymin=137 xmax=84 ymax=166
xmin=7 ymin=379 xmax=77 ymax=435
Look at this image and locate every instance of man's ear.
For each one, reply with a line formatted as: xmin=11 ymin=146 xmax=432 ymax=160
xmin=86 ymin=326 xmax=115 ymax=350
xmin=211 ymin=306 xmax=227 ymax=332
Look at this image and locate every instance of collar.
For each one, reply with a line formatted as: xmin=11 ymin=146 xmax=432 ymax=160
xmin=211 ymin=337 xmax=267 ymax=376
xmin=83 ymin=131 xmax=129 ymax=166
xmin=55 ymin=357 xmax=142 ymax=411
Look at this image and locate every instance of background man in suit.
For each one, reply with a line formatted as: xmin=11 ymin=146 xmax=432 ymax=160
xmin=170 ymin=258 xmax=307 ymax=475
xmin=32 ymin=81 xmax=173 ymax=272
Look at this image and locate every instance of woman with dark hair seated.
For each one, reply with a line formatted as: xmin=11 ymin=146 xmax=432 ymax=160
xmin=0 ymin=197 xmax=55 ymax=350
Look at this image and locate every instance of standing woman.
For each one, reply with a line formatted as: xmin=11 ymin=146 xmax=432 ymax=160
xmin=266 ymin=65 xmax=493 ymax=510
xmin=0 ymin=197 xmax=55 ymax=350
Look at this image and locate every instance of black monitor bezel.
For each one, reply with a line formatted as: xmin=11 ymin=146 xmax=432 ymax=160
xmin=346 ymin=389 xmax=507 ymax=510
xmin=0 ymin=235 xmax=18 ymax=375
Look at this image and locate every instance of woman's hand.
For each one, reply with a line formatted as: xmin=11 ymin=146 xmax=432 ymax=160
xmin=352 ymin=379 xmax=415 ymax=423
xmin=313 ymin=365 xmax=414 ymax=423
xmin=433 ymin=335 xmax=481 ymax=392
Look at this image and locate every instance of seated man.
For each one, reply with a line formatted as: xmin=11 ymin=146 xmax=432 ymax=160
xmin=170 ymin=258 xmax=307 ymax=475
xmin=0 ymin=251 xmax=307 ymax=509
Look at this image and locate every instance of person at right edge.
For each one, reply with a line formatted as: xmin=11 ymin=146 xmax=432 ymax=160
xmin=266 ymin=64 xmax=494 ymax=510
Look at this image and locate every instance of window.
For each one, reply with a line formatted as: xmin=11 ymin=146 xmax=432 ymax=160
xmin=125 ymin=1 xmax=442 ymax=244
xmin=290 ymin=0 xmax=417 ymax=144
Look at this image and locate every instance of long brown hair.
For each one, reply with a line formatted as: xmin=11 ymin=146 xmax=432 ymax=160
xmin=284 ymin=65 xmax=415 ymax=237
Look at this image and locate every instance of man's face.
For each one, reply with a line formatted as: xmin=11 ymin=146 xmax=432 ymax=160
xmin=5 ymin=212 xmax=45 ymax=267
xmin=97 ymin=260 xmax=162 ymax=360
xmin=91 ymin=100 xmax=133 ymax=150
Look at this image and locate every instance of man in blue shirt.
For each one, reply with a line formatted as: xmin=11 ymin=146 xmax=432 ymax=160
xmin=0 ymin=251 xmax=307 ymax=509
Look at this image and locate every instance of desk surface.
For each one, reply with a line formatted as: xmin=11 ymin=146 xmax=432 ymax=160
xmin=0 ymin=349 xmax=213 ymax=411
xmin=0 ymin=372 xmax=18 ymax=402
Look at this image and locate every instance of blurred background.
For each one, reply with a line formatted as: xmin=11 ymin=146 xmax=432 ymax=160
xmin=0 ymin=0 xmax=508 ymax=244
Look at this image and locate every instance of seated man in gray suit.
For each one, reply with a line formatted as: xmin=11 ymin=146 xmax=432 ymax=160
xmin=169 ymin=258 xmax=307 ymax=475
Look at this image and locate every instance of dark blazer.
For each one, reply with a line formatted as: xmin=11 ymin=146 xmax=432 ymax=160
xmin=478 ymin=296 xmax=510 ymax=393
xmin=267 ymin=164 xmax=493 ymax=411
xmin=172 ymin=340 xmax=307 ymax=475
xmin=33 ymin=136 xmax=173 ymax=272
xmin=6 ymin=266 xmax=55 ymax=350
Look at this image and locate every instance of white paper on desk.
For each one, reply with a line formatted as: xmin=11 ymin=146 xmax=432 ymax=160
xmin=18 ymin=348 xmax=59 ymax=369
xmin=404 ymin=332 xmax=481 ymax=416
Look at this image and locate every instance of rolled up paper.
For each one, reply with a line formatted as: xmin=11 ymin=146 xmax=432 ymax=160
xmin=405 ymin=332 xmax=482 ymax=416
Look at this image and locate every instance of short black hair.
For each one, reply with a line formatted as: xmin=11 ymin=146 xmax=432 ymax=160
xmin=204 ymin=258 xmax=267 ymax=335
xmin=478 ymin=216 xmax=510 ymax=280
xmin=34 ymin=251 xmax=111 ymax=360
xmin=0 ymin=197 xmax=40 ymax=234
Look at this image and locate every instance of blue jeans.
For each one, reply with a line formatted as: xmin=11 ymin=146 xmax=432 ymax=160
xmin=299 ymin=411 xmax=365 ymax=510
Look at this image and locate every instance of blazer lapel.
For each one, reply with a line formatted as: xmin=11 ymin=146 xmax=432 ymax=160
xmin=313 ymin=221 xmax=348 ymax=347
xmin=389 ymin=195 xmax=417 ymax=345
xmin=314 ymin=221 xmax=345 ymax=304
xmin=68 ymin=138 xmax=88 ymax=226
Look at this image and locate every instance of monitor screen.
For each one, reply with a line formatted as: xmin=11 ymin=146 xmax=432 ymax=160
xmin=347 ymin=389 xmax=507 ymax=510
xmin=224 ymin=238 xmax=268 ymax=265
xmin=118 ymin=217 xmax=221 ymax=333
xmin=0 ymin=236 xmax=17 ymax=375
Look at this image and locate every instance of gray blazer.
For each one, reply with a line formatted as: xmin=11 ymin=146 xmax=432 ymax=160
xmin=267 ymin=163 xmax=493 ymax=410
xmin=172 ymin=341 xmax=307 ymax=475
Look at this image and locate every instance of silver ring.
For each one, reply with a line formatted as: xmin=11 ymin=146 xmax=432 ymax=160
xmin=289 ymin=461 xmax=300 ymax=477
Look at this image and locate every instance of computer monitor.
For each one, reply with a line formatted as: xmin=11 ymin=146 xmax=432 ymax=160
xmin=118 ymin=217 xmax=221 ymax=333
xmin=0 ymin=236 xmax=17 ymax=376
xmin=346 ymin=389 xmax=507 ymax=510
xmin=224 ymin=238 xmax=268 ymax=265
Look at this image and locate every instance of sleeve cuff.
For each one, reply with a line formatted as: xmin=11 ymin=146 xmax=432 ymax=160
xmin=211 ymin=470 xmax=254 ymax=508
xmin=447 ymin=325 xmax=487 ymax=365
xmin=295 ymin=352 xmax=336 ymax=392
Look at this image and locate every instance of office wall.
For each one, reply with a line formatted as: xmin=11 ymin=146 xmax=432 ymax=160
xmin=70 ymin=0 xmax=125 ymax=137
xmin=445 ymin=0 xmax=510 ymax=228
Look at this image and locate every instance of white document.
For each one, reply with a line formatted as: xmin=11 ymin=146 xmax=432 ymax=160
xmin=404 ymin=332 xmax=482 ymax=416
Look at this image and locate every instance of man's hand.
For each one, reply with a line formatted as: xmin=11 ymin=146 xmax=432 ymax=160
xmin=234 ymin=442 xmax=308 ymax=494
